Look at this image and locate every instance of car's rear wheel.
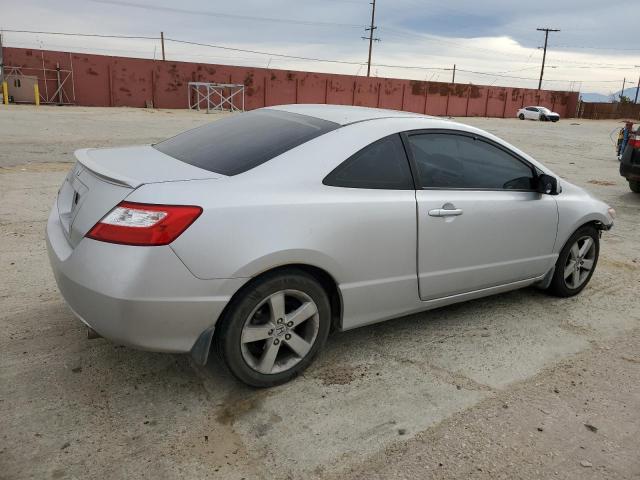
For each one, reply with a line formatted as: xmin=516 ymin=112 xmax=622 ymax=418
xmin=629 ymin=180 xmax=640 ymax=193
xmin=547 ymin=225 xmax=599 ymax=297
xmin=519 ymin=113 xmax=525 ymax=120
xmin=215 ymin=269 xmax=331 ymax=387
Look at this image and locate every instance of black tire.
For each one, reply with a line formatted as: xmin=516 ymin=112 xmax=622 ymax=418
xmin=547 ymin=225 xmax=599 ymax=297
xmin=540 ymin=114 xmax=547 ymax=121
xmin=214 ymin=269 xmax=331 ymax=387
xmin=519 ymin=113 xmax=525 ymax=120
xmin=551 ymin=118 xmax=559 ymax=123
xmin=629 ymin=180 xmax=640 ymax=193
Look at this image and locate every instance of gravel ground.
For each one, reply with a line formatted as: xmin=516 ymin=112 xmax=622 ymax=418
xmin=0 ymin=105 xmax=638 ymax=480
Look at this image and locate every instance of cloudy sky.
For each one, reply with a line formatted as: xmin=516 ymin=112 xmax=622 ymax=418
xmin=2 ymin=0 xmax=639 ymax=94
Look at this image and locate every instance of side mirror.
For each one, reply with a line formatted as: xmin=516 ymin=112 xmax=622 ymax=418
xmin=536 ymin=174 xmax=559 ymax=195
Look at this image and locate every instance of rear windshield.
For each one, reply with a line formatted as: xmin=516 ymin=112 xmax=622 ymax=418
xmin=153 ymin=109 xmax=339 ymax=176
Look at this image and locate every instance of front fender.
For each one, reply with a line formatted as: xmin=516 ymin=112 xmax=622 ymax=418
xmin=555 ymin=210 xmax=612 ymax=253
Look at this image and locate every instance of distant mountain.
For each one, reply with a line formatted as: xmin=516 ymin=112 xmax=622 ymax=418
xmin=580 ymin=87 xmax=639 ymax=103
xmin=580 ymin=92 xmax=611 ymax=102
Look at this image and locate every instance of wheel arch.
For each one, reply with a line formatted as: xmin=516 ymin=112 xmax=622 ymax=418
xmin=246 ymin=263 xmax=343 ymax=333
xmin=208 ymin=262 xmax=343 ymax=354
xmin=556 ymin=219 xmax=604 ymax=254
xmin=555 ymin=207 xmax=610 ymax=253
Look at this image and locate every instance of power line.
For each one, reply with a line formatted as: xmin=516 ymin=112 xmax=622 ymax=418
xmin=552 ymin=44 xmax=640 ymax=52
xmin=6 ymin=27 xmax=634 ymax=70
xmin=165 ymin=38 xmax=366 ymax=66
xmin=89 ymin=0 xmax=363 ymax=28
xmin=380 ymin=28 xmax=640 ymax=70
xmin=380 ymin=27 xmax=540 ymax=62
xmin=0 ymin=28 xmax=158 ymax=40
xmin=1 ymin=28 xmax=628 ymax=86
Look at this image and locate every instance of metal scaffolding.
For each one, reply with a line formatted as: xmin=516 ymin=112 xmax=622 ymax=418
xmin=4 ymin=51 xmax=76 ymax=105
xmin=188 ymin=82 xmax=245 ymax=113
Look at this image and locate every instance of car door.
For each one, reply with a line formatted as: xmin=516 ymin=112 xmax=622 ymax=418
xmin=404 ymin=130 xmax=559 ymax=301
xmin=321 ymin=133 xmax=420 ymax=328
xmin=526 ymin=107 xmax=539 ymax=120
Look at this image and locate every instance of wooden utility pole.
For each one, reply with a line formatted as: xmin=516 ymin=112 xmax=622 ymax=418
xmin=362 ymin=0 xmax=379 ymax=77
xmin=0 ymin=32 xmax=4 ymax=82
xmin=0 ymin=32 xmax=6 ymax=105
xmin=160 ymin=31 xmax=166 ymax=61
xmin=620 ymin=78 xmax=626 ymax=102
xmin=537 ymin=27 xmax=560 ymax=90
xmin=452 ymin=64 xmax=456 ymax=83
xmin=634 ymin=76 xmax=640 ymax=104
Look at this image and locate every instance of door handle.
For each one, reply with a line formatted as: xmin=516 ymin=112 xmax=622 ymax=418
xmin=428 ymin=206 xmax=463 ymax=217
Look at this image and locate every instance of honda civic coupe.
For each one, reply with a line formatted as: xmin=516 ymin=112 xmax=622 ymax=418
xmin=47 ymin=104 xmax=614 ymax=387
xmin=517 ymin=106 xmax=560 ymax=122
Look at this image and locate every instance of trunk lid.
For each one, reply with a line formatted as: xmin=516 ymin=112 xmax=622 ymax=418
xmin=58 ymin=145 xmax=220 ymax=247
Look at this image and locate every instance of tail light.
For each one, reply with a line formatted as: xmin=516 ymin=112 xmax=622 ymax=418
xmin=628 ymin=134 xmax=640 ymax=149
xmin=87 ymin=201 xmax=202 ymax=246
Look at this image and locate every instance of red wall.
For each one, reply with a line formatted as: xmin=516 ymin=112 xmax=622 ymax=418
xmin=3 ymin=47 xmax=579 ymax=117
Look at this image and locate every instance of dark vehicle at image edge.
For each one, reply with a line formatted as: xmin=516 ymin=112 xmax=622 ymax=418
xmin=620 ymin=130 xmax=640 ymax=192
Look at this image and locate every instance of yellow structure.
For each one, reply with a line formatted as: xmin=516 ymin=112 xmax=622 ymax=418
xmin=34 ymin=83 xmax=40 ymax=106
xmin=2 ymin=81 xmax=8 ymax=105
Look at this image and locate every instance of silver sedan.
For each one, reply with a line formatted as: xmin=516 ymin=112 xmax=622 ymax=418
xmin=46 ymin=105 xmax=615 ymax=387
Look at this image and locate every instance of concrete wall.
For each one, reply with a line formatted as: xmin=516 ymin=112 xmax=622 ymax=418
xmin=3 ymin=47 xmax=579 ymax=117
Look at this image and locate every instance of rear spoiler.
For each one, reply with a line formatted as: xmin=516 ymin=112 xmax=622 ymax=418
xmin=74 ymin=148 xmax=141 ymax=188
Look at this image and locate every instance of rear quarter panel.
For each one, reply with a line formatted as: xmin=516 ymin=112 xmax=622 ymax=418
xmin=127 ymin=120 xmax=430 ymax=328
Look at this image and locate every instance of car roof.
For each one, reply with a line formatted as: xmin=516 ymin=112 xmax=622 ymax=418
xmin=267 ymin=104 xmax=428 ymax=126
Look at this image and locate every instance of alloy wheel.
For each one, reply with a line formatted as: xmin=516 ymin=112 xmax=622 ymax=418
xmin=240 ymin=290 xmax=320 ymax=375
xmin=563 ymin=236 xmax=596 ymax=289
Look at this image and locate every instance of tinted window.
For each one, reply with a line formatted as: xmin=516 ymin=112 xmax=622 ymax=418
xmin=407 ymin=133 xmax=535 ymax=190
xmin=153 ymin=109 xmax=339 ymax=176
xmin=526 ymin=107 xmax=538 ymax=112
xmin=323 ymin=134 xmax=414 ymax=189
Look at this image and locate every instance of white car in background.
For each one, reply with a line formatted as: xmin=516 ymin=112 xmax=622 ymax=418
xmin=517 ymin=106 xmax=560 ymax=122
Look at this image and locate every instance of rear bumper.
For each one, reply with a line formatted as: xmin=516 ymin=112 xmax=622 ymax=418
xmin=46 ymin=203 xmax=247 ymax=354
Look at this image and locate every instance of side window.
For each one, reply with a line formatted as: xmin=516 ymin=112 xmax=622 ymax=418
xmin=407 ymin=133 xmax=535 ymax=190
xmin=527 ymin=107 xmax=538 ymax=112
xmin=323 ymin=134 xmax=414 ymax=189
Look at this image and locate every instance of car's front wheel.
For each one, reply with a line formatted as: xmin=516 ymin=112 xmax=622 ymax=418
xmin=547 ymin=225 xmax=599 ymax=297
xmin=214 ymin=269 xmax=331 ymax=387
xmin=629 ymin=180 xmax=640 ymax=193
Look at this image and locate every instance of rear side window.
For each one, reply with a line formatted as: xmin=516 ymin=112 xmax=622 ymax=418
xmin=153 ymin=109 xmax=339 ymax=176
xmin=323 ymin=134 xmax=414 ymax=189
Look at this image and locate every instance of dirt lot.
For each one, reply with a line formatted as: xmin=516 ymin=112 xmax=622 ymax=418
xmin=1 ymin=105 xmax=639 ymax=480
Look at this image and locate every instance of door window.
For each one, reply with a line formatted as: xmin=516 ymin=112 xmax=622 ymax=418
xmin=323 ymin=134 xmax=414 ymax=189
xmin=407 ymin=133 xmax=535 ymax=190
